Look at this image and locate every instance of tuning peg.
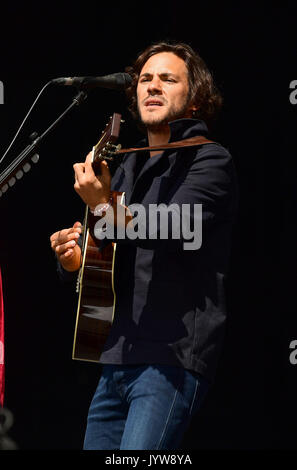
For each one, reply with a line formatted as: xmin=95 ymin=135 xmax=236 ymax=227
xmin=109 ymin=144 xmax=121 ymax=153
xmin=1 ymin=184 xmax=9 ymax=193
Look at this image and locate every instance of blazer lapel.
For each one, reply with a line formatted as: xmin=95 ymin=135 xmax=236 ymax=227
xmin=121 ymin=144 xmax=196 ymax=206
xmin=128 ymin=151 xmax=168 ymax=205
xmin=116 ymin=152 xmax=138 ymax=205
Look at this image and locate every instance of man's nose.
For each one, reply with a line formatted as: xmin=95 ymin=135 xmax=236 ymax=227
xmin=147 ymin=77 xmax=162 ymax=94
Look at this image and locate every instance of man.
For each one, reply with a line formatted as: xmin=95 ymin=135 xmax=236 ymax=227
xmin=50 ymin=41 xmax=238 ymax=450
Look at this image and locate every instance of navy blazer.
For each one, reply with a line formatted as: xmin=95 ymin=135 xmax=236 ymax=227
xmin=97 ymin=119 xmax=239 ymax=383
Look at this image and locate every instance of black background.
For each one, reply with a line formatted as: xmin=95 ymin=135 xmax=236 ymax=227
xmin=0 ymin=1 xmax=296 ymax=451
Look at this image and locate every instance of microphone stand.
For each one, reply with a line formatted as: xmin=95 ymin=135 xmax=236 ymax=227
xmin=0 ymin=90 xmax=88 ymax=196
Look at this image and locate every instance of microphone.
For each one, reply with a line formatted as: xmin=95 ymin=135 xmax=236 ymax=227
xmin=51 ymin=73 xmax=132 ymax=91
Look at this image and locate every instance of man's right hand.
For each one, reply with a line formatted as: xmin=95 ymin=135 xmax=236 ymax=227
xmin=50 ymin=221 xmax=82 ymax=272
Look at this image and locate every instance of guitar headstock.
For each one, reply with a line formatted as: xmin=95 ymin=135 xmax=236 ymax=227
xmin=92 ymin=113 xmax=122 ymax=172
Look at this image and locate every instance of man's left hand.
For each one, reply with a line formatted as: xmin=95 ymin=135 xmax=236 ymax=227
xmin=73 ymin=151 xmax=111 ymax=210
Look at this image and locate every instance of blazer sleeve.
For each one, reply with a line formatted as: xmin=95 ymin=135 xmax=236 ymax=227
xmin=167 ymin=144 xmax=238 ymax=224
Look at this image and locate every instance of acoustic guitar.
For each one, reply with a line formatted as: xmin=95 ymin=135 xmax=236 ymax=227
xmin=72 ymin=113 xmax=123 ymax=362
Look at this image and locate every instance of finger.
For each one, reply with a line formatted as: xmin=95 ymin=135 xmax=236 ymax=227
xmin=63 ymin=249 xmax=74 ymax=258
xmin=73 ymin=163 xmax=85 ymax=175
xmin=50 ymin=237 xmax=58 ymax=250
xmin=73 ymin=221 xmax=82 ymax=233
xmin=50 ymin=230 xmax=62 ymax=250
xmin=61 ymin=230 xmax=81 ymax=245
xmin=73 ymin=162 xmax=86 ymax=185
xmin=60 ymin=248 xmax=75 ymax=260
xmin=52 ymin=234 xmax=79 ymax=252
xmin=66 ymin=225 xmax=82 ymax=236
xmin=95 ymin=160 xmax=111 ymax=188
xmin=99 ymin=159 xmax=110 ymax=176
xmin=84 ymin=151 xmax=95 ymax=178
xmin=50 ymin=231 xmax=59 ymax=243
xmin=55 ymin=238 xmax=78 ymax=255
xmin=51 ymin=227 xmax=80 ymax=249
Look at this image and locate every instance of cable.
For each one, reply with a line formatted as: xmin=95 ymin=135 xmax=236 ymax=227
xmin=0 ymin=81 xmax=52 ymax=166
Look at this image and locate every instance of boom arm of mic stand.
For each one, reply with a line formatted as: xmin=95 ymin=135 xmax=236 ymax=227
xmin=0 ymin=91 xmax=88 ymax=195
xmin=28 ymin=90 xmax=88 ymax=154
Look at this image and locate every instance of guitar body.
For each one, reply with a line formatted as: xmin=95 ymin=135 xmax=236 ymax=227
xmin=72 ymin=113 xmax=123 ymax=362
xmin=73 ymin=191 xmax=124 ymax=362
xmin=73 ymin=211 xmax=110 ymax=361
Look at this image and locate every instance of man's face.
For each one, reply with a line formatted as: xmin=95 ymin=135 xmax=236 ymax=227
xmin=137 ymin=52 xmax=194 ymax=130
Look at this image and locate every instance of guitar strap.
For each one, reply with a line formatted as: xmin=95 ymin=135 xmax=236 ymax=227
xmin=116 ymin=135 xmax=215 ymax=154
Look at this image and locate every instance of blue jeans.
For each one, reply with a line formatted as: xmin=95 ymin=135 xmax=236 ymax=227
xmin=83 ymin=364 xmax=209 ymax=450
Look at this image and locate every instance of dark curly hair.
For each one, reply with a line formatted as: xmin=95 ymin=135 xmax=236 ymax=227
xmin=125 ymin=41 xmax=223 ymax=128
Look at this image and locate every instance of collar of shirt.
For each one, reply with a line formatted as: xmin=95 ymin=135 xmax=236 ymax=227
xmin=167 ymin=118 xmax=209 ymax=143
xmin=134 ymin=119 xmax=209 ymax=149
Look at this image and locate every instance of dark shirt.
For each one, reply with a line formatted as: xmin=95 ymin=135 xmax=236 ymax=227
xmin=58 ymin=118 xmax=238 ymax=383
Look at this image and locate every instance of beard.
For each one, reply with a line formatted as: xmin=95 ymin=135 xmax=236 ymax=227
xmin=137 ymin=95 xmax=192 ymax=132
